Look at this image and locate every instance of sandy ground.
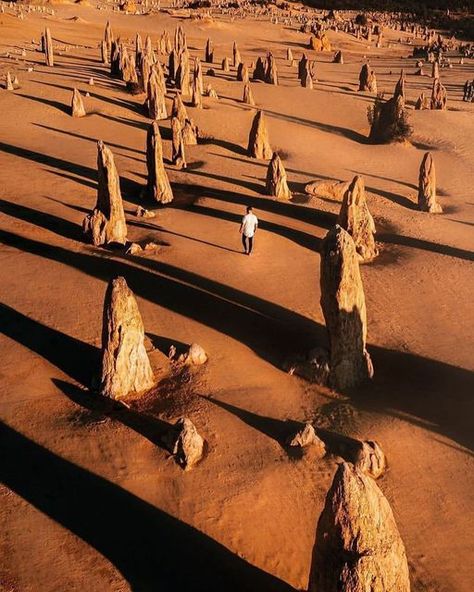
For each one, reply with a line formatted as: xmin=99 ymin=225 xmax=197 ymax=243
xmin=0 ymin=4 xmax=473 ymax=591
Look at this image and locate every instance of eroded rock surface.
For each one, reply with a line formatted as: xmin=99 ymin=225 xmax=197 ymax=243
xmin=309 ymin=463 xmax=410 ymax=592
xmin=100 ymin=276 xmax=155 ymax=400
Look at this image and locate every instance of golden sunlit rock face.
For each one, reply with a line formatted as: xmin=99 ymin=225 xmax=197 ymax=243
xmin=100 ymin=276 xmax=155 ymax=399
xmin=309 ymin=463 xmax=410 ymax=592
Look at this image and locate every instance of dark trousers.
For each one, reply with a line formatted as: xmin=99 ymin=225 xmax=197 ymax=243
xmin=242 ymin=234 xmax=254 ymax=254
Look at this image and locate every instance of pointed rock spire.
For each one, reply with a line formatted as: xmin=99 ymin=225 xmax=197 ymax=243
xmin=145 ymin=121 xmax=173 ymax=204
xmin=247 ymin=110 xmax=272 ymax=159
xmin=320 ymin=225 xmax=373 ymax=390
xmin=418 ymin=152 xmax=442 ymax=213
xmin=44 ymin=27 xmax=54 ymax=67
xmin=430 ymin=78 xmax=447 ymax=110
xmin=242 ymin=82 xmax=255 ymax=105
xmin=171 ymin=116 xmax=186 ymax=169
xmin=338 ymin=176 xmax=378 ymax=261
xmin=358 ymin=63 xmax=377 ymax=92
xmin=71 ymin=87 xmax=86 ymax=117
xmin=308 ymin=463 xmax=410 ymax=592
xmin=146 ymin=67 xmax=167 ymax=120
xmin=83 ymin=141 xmax=127 ymax=246
xmin=265 ymin=152 xmax=292 ymax=199
xmin=100 ymin=276 xmax=154 ymax=400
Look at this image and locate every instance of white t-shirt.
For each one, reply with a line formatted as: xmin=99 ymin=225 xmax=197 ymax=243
xmin=241 ymin=213 xmax=258 ymax=237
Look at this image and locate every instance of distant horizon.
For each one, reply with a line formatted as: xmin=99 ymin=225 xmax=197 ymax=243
xmin=303 ymin=1 xmax=472 ymax=12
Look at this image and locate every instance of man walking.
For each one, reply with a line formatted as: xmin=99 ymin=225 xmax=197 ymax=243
xmin=240 ymin=206 xmax=258 ymax=255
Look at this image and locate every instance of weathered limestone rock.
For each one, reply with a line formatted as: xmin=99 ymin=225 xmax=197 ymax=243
xmin=171 ymin=116 xmax=186 ymax=169
xmin=333 ymin=50 xmax=343 ymax=64
xmin=247 ymin=110 xmax=272 ymax=159
xmin=355 ymin=440 xmax=387 ymax=479
xmin=430 ymin=78 xmax=447 ymax=110
xmin=125 ymin=242 xmax=142 ymax=255
xmin=171 ymin=94 xmax=198 ymax=145
xmin=182 ymin=343 xmax=208 ymax=366
xmin=288 ymin=423 xmax=326 ymax=456
xmin=237 ymin=62 xmax=249 ymax=83
xmin=168 ymin=49 xmax=177 ymax=83
xmin=394 ymin=69 xmax=406 ymax=100
xmin=122 ymin=52 xmax=138 ymax=86
xmin=222 ymin=56 xmax=230 ymax=72
xmin=71 ymin=87 xmax=86 ymax=117
xmin=302 ymin=67 xmax=313 ymax=89
xmin=5 ymin=71 xmax=14 ymax=91
xmin=206 ymin=84 xmax=218 ymax=99
xmin=164 ymin=418 xmax=205 ymax=470
xmin=243 ymin=83 xmax=255 ymax=106
xmin=286 ymin=47 xmax=293 ymax=63
xmin=415 ymin=92 xmax=429 ymax=110
xmin=135 ymin=205 xmax=156 ymax=218
xmin=232 ymin=41 xmax=241 ymax=67
xmin=338 ymin=176 xmax=378 ymax=262
xmin=145 ymin=121 xmax=173 ymax=204
xmin=320 ymin=32 xmax=331 ymax=51
xmin=418 ymin=152 xmax=442 ymax=213
xmin=305 ymin=180 xmax=349 ymax=200
xmin=310 ymin=36 xmax=322 ymax=51
xmin=191 ymin=73 xmax=203 ymax=108
xmin=320 ymin=225 xmax=373 ymax=390
xmin=193 ymin=57 xmax=204 ymax=95
xmin=358 ymin=63 xmax=377 ymax=92
xmin=171 ymin=92 xmax=187 ymax=125
xmin=104 ymin=20 xmax=113 ymax=56
xmin=182 ymin=118 xmax=198 ymax=146
xmin=308 ymin=463 xmax=410 ymax=592
xmin=265 ymin=152 xmax=292 ymax=199
xmin=176 ymin=53 xmax=191 ymax=97
xmin=83 ymin=141 xmax=127 ymax=246
xmin=144 ymin=35 xmax=153 ymax=62
xmin=253 ymin=57 xmax=266 ymax=81
xmin=298 ymin=54 xmax=308 ymax=82
xmin=135 ymin=32 xmax=143 ymax=69
xmin=44 ymin=27 xmax=53 ymax=67
xmin=110 ymin=40 xmax=121 ymax=77
xmin=146 ymin=68 xmax=167 ymax=120
xmin=205 ymin=38 xmax=213 ymax=63
xmin=310 ymin=33 xmax=330 ymax=52
xmin=100 ymin=276 xmax=155 ymax=400
xmin=432 ymin=60 xmax=439 ymax=79
xmin=265 ymin=53 xmax=278 ymax=85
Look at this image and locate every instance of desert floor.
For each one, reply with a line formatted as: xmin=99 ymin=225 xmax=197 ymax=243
xmin=0 ymin=4 xmax=473 ymax=591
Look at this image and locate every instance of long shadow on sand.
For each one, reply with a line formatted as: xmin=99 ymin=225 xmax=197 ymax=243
xmin=0 ymin=229 xmax=322 ymax=367
xmin=0 ymin=141 xmax=142 ymax=201
xmin=204 ymin=396 xmax=302 ymax=451
xmin=0 ymin=421 xmax=295 ymax=592
xmin=172 ymin=181 xmax=337 ymax=229
xmin=0 ymin=302 xmax=97 ymax=386
xmin=171 ymin=182 xmax=474 ymax=262
xmin=17 ymin=92 xmax=70 ymax=114
xmin=0 ymin=199 xmax=83 ymax=242
xmin=0 ymin=302 xmax=170 ymax=446
xmin=0 ymin=231 xmax=472 ymax=451
xmin=34 ymin=123 xmax=144 ymax=156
